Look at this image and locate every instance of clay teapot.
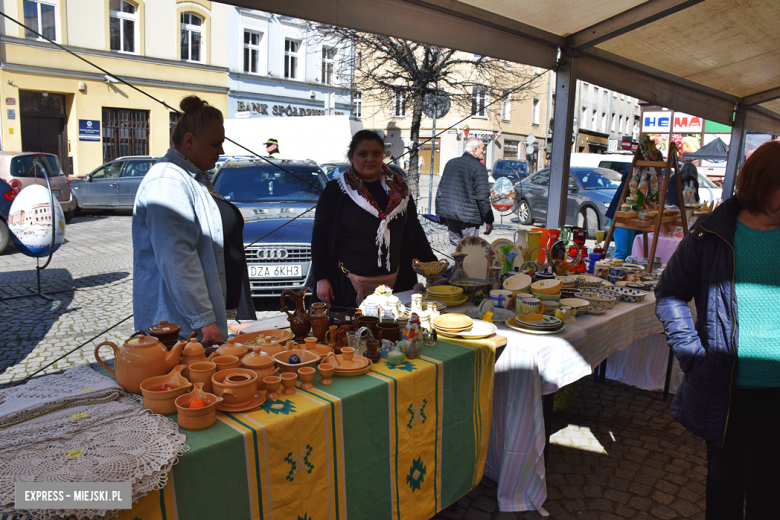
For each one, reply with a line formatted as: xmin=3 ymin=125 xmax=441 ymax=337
xmin=179 ymin=338 xmax=208 ymax=377
xmin=206 ymin=341 xmax=248 ymax=361
xmin=281 ymin=288 xmax=311 ymax=341
xmin=95 ymin=331 xmax=185 ymax=394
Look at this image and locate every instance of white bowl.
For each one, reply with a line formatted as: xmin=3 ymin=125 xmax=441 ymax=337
xmin=575 ymin=291 xmax=618 ymax=309
xmin=503 ymin=273 xmax=533 ymax=293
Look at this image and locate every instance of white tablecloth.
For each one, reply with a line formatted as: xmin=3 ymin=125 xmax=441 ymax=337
xmin=631 ymin=232 xmax=683 ymax=263
xmin=454 ymin=293 xmax=683 ymax=512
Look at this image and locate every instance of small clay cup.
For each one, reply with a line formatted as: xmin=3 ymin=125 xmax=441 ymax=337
xmin=280 ymin=372 xmax=297 ymax=395
xmin=187 ymin=361 xmax=216 ymax=393
xmin=318 ymin=363 xmax=336 ymax=385
xmin=298 ymin=367 xmax=316 ymax=389
xmin=264 ymin=376 xmax=281 ymax=399
xmin=213 ymin=355 xmax=240 ymax=372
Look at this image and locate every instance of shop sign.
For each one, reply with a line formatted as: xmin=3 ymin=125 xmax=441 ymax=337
xmin=6 ymin=98 xmax=16 ymax=105
xmin=78 ymin=120 xmax=101 ymax=142
xmin=470 ymin=131 xmax=494 ymax=139
xmin=7 ymin=109 xmax=15 ymax=120
xmin=641 ymin=111 xmax=671 ymax=132
xmin=672 ymin=112 xmax=703 ymax=133
xmin=236 ymin=100 xmax=343 ymax=117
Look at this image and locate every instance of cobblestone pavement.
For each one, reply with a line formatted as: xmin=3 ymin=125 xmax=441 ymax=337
xmin=0 ymin=179 xmax=708 ymax=519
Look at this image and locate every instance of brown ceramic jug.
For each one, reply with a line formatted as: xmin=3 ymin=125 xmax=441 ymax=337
xmin=309 ymin=302 xmax=330 ymax=342
xmin=281 ymin=288 xmax=311 ymax=341
xmin=94 ymin=331 xmax=185 ymax=394
xmin=146 ymin=321 xmax=181 ymax=350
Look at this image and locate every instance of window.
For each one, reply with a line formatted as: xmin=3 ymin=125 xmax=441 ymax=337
xmin=613 ymin=91 xmax=617 ymax=98
xmin=472 ymin=86 xmax=487 ymax=118
xmin=581 ymin=107 xmax=587 ymax=129
xmin=619 ymin=115 xmax=624 ymax=134
xmin=601 ymin=113 xmax=607 ymax=133
xmin=611 ymin=113 xmax=616 ymax=132
xmin=532 ymin=98 xmax=540 ymax=125
xmin=109 ymin=0 xmax=136 ymax=52
xmin=582 ymin=83 xmax=589 ymax=96
xmin=353 ymin=92 xmax=362 ymax=118
xmin=102 ymin=108 xmax=149 ymax=162
xmin=181 ymin=13 xmax=203 ymax=62
xmin=591 ymin=110 xmax=597 ymax=130
xmin=284 ymin=39 xmax=300 ymax=79
xmin=321 ymin=46 xmax=335 ymax=85
xmin=531 ymin=170 xmax=550 ymax=186
xmin=243 ymin=30 xmax=262 ymax=74
xmin=594 ymin=86 xmax=599 ymax=92
xmin=621 ymin=94 xmax=625 ymax=101
xmin=501 ymin=91 xmax=511 ymax=121
xmin=91 ymin=162 xmax=123 ymax=180
xmin=23 ymin=0 xmax=56 ymax=41
xmin=392 ymin=90 xmax=406 ymax=118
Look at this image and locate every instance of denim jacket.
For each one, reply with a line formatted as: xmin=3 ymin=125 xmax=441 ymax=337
xmin=132 ymin=149 xmax=228 ymax=340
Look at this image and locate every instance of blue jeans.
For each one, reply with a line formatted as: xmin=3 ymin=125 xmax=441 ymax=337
xmin=609 ymin=219 xmax=637 ymax=260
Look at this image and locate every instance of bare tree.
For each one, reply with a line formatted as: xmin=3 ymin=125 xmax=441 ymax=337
xmin=308 ymin=25 xmax=543 ymax=200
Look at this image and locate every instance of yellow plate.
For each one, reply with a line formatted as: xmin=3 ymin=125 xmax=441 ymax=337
xmin=432 ymin=313 xmax=473 ymax=330
xmin=427 ymin=285 xmax=464 ymax=296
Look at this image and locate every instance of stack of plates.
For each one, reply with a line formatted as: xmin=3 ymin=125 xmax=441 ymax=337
xmin=433 ymin=319 xmax=497 ymax=339
xmin=426 ymin=285 xmax=468 ymax=306
xmin=555 ymin=276 xmax=577 ymax=289
xmin=505 ymin=315 xmax=565 ymax=335
xmin=333 ymin=354 xmax=373 ymax=377
xmin=432 ymin=313 xmax=473 ymax=334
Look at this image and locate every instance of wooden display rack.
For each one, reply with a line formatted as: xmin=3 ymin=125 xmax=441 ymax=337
xmin=602 ymin=146 xmax=688 ymax=272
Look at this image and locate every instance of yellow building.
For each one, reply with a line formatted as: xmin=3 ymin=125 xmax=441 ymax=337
xmin=0 ymin=0 xmax=228 ymax=177
xmin=359 ymin=65 xmax=554 ymax=174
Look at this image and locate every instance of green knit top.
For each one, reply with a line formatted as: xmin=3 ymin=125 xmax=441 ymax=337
xmin=734 ymin=220 xmax=780 ymax=387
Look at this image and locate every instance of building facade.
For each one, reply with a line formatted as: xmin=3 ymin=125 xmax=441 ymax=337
xmin=359 ymin=66 xmax=554 ymax=175
xmin=574 ymin=81 xmax=641 ymax=153
xmin=225 ymin=9 xmax=353 ymax=125
xmin=0 ymin=0 xmax=229 ymax=177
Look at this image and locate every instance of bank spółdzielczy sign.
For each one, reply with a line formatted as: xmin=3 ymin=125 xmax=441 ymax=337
xmin=79 ymin=120 xmax=100 ymax=142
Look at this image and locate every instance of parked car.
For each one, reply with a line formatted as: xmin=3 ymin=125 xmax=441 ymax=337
xmin=0 ymin=179 xmax=17 ymax=254
xmin=0 ymin=152 xmax=77 ymax=222
xmin=212 ymin=158 xmax=328 ymax=297
xmin=319 ymin=161 xmax=407 ymax=180
xmin=514 ymin=167 xmax=622 ymax=238
xmin=70 ymin=156 xmax=159 ymax=211
xmin=488 ymin=159 xmax=529 ymax=186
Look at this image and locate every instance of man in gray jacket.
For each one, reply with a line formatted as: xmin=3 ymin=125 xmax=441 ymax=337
xmin=435 ymin=137 xmax=494 ymax=260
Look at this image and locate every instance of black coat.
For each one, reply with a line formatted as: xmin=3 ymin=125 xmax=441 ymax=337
xmin=655 ymin=196 xmax=742 ymax=447
xmin=310 ymin=179 xmax=437 ymax=307
xmin=435 ymin=153 xmax=494 ymax=227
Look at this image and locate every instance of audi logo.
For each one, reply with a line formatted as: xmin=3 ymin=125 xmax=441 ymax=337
xmin=258 ymin=248 xmax=288 ymax=260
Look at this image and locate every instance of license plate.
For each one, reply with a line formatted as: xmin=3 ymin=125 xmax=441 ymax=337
xmin=52 ymin=190 xmax=61 ymax=197
xmin=249 ymin=264 xmax=302 ymax=278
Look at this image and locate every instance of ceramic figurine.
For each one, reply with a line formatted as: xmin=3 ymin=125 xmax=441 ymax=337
xmin=423 ymin=329 xmax=437 ymax=347
xmin=387 ymin=345 xmax=406 ymax=366
xmin=379 ymin=339 xmax=395 ymax=359
xmin=288 ymin=354 xmax=301 ymax=364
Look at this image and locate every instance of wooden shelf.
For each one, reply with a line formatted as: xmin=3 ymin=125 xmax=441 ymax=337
xmin=635 ymin=160 xmax=667 ymax=168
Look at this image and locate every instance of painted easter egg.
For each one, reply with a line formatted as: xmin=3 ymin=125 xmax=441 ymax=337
xmin=8 ymin=184 xmax=66 ymax=258
xmin=490 ymin=177 xmax=515 ymax=211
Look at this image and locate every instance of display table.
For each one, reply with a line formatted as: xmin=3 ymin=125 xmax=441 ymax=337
xmin=441 ymin=293 xmax=682 ymax=512
xmin=115 ymin=335 xmax=497 ymax=520
xmin=631 ymin=232 xmax=683 ymax=263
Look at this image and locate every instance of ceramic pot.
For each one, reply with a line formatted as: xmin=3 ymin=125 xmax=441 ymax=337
xmin=318 ymin=363 xmax=336 ymax=385
xmin=280 ymin=372 xmax=297 ymax=395
xmin=175 ymin=383 xmax=223 ymax=431
xmin=212 ymin=355 xmax=240 ymax=372
xmin=206 ymin=342 xmax=248 ymax=361
xmin=311 ymin=316 xmax=330 ymax=343
xmin=263 ymin=376 xmax=281 ymax=399
xmin=179 ymin=338 xmax=208 ymax=378
xmin=146 ymin=321 xmax=181 ymax=350
xmin=239 ymin=347 xmax=278 ymax=389
xmin=212 ymin=368 xmax=258 ymax=406
xmin=139 ymin=365 xmax=192 ymax=415
xmin=376 ymin=322 xmax=401 ymax=343
xmin=95 ymin=331 xmax=185 ymax=394
xmin=187 ymin=361 xmax=216 ymax=393
xmin=298 ymin=367 xmax=316 ymax=389
xmin=364 ymin=339 xmax=380 ymax=363
xmin=280 ymin=288 xmax=311 ymax=341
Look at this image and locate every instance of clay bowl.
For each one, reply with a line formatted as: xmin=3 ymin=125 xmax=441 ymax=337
xmin=212 ymin=355 xmax=240 ymax=372
xmin=175 ymin=387 xmax=223 ymax=431
xmin=211 ymin=368 xmax=258 ymax=406
xmin=140 ymin=366 xmax=192 ymax=415
xmin=272 ymin=349 xmax=320 ymax=374
xmin=231 ymin=329 xmax=294 ymax=347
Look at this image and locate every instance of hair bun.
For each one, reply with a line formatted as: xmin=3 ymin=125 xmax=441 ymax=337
xmin=179 ymin=95 xmax=208 ymax=114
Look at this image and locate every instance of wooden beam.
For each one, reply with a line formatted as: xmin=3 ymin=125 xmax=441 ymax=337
xmin=744 ymin=86 xmax=780 ymax=106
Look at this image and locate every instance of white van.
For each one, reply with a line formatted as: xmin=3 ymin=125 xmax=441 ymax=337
xmin=569 ymin=153 xmax=721 ymax=203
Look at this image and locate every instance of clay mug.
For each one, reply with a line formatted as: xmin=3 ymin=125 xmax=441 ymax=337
xmin=212 ymin=355 xmax=240 ymax=372
xmin=325 ymin=326 xmax=339 ymax=347
xmin=263 ymin=376 xmax=281 ymax=399
xmin=318 ymin=363 xmax=336 ymax=385
xmin=298 ymin=367 xmax=316 ymax=389
xmin=187 ymin=361 xmax=216 ymax=394
xmin=376 ymin=322 xmax=401 ymax=343
xmin=211 ymin=368 xmax=257 ymax=406
xmin=280 ymin=372 xmax=297 ymax=396
xmin=521 ymin=298 xmax=545 ymax=315
xmin=364 ymin=339 xmax=380 ymax=363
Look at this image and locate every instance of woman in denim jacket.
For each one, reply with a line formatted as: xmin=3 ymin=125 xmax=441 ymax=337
xmin=133 ymin=96 xmax=253 ymax=344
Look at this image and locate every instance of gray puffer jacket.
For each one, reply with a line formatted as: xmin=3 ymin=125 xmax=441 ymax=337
xmin=435 ymin=153 xmax=494 ymax=226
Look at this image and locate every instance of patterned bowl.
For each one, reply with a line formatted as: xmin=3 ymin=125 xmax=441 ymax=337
xmin=575 ymin=291 xmax=617 ymax=309
xmin=613 ymin=287 xmax=649 ymax=303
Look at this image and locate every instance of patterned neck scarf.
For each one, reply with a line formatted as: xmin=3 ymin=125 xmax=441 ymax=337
xmin=337 ymin=164 xmax=410 ymax=270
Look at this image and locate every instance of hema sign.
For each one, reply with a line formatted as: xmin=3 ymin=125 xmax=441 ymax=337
xmin=642 ymin=111 xmax=670 ymax=132
xmin=642 ymin=111 xmax=703 ymax=133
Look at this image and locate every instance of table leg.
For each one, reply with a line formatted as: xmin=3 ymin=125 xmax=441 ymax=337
xmin=543 ymin=393 xmax=555 ymax=465
xmin=643 ymin=232 xmax=649 ymax=258
xmin=598 ymin=358 xmax=608 ymax=384
xmin=663 ymin=348 xmax=675 ymax=401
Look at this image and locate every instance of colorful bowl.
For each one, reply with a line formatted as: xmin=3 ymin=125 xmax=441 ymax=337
xmin=530 ymin=279 xmax=562 ymax=295
xmin=503 ymin=273 xmax=532 ymax=293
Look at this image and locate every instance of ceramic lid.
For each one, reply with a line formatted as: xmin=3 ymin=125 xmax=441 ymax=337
xmin=182 ymin=338 xmax=204 ymax=355
xmin=147 ymin=321 xmax=181 ymax=334
xmin=126 ymin=335 xmax=163 ymax=348
xmin=241 ymin=347 xmax=275 ymax=368
xmin=215 ymin=342 xmax=248 ymax=358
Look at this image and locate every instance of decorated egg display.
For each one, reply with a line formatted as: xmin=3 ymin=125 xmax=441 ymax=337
xmin=490 ymin=177 xmax=515 ymax=211
xmin=8 ymin=184 xmax=66 ymax=258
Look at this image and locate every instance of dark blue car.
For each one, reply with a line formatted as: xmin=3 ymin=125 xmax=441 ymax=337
xmin=514 ymin=167 xmax=621 ymax=238
xmin=213 ymin=158 xmax=327 ymax=297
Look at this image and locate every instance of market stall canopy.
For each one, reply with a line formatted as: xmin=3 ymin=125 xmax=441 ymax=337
xmin=682 ymin=137 xmax=728 ymax=162
xmin=231 ymin=0 xmax=780 ymax=129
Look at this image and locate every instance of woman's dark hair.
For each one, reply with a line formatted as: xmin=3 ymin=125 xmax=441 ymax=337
xmin=347 ymin=130 xmax=385 ymax=159
xmin=736 ymin=140 xmax=780 ymax=215
xmin=170 ymin=96 xmax=224 ymax=147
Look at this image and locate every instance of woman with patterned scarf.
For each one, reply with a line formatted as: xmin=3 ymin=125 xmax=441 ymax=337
xmin=311 ymin=130 xmax=438 ymax=307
